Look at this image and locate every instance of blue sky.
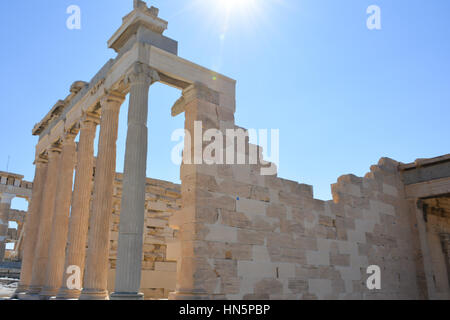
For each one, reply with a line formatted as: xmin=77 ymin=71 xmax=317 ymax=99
xmin=0 ymin=0 xmax=449 ymax=212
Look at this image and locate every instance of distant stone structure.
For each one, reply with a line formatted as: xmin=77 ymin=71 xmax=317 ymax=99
xmin=0 ymin=172 xmax=32 ymax=263
xmin=10 ymin=2 xmax=450 ymax=300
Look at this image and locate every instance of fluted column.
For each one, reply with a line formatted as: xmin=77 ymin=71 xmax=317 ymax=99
xmin=40 ymin=133 xmax=77 ymax=299
xmin=0 ymin=193 xmax=14 ymax=262
xmin=79 ymin=91 xmax=124 ymax=300
xmin=27 ymin=146 xmax=62 ymax=297
xmin=15 ymin=156 xmax=48 ymax=296
xmin=111 ymin=63 xmax=159 ymax=300
xmin=57 ymin=113 xmax=99 ymax=300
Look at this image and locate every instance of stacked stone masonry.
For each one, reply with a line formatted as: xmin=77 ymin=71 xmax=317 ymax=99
xmin=165 ymin=84 xmax=432 ymax=300
xmin=108 ymin=174 xmax=181 ymax=299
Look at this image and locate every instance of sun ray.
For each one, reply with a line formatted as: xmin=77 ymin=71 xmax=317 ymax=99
xmin=184 ymin=0 xmax=286 ymax=73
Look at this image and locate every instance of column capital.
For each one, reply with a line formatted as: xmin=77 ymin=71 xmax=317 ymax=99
xmin=100 ymin=90 xmax=126 ymax=111
xmin=125 ymin=62 xmax=160 ymax=86
xmin=80 ymin=111 xmax=101 ymax=127
xmin=34 ymin=155 xmax=48 ymax=166
xmin=61 ymin=131 xmax=77 ymax=145
xmin=47 ymin=146 xmax=62 ymax=158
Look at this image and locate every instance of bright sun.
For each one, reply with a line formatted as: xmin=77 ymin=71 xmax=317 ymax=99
xmin=192 ymin=0 xmax=271 ymax=47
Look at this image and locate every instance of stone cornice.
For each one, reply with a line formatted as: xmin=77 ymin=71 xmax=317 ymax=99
xmin=32 ymin=100 xmax=66 ymax=136
xmin=32 ymin=81 xmax=89 ymax=136
xmin=0 ymin=172 xmax=24 ymax=181
xmin=399 ymin=154 xmax=450 ymax=171
xmin=108 ymin=2 xmax=168 ymax=53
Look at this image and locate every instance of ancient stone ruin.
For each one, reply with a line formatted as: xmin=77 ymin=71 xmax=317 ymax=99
xmin=0 ymin=172 xmax=32 ymax=263
xmin=4 ymin=2 xmax=449 ymax=300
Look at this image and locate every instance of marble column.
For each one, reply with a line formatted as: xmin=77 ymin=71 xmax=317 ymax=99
xmin=111 ymin=63 xmax=159 ymax=300
xmin=57 ymin=113 xmax=99 ymax=300
xmin=40 ymin=133 xmax=77 ymax=299
xmin=15 ymin=156 xmax=48 ymax=295
xmin=0 ymin=193 xmax=14 ymax=262
xmin=27 ymin=146 xmax=62 ymax=297
xmin=79 ymin=91 xmax=124 ymax=300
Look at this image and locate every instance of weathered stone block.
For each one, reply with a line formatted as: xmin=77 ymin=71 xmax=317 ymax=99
xmin=254 ymin=279 xmax=283 ymax=295
xmin=220 ymin=210 xmax=251 ymax=228
xmin=319 ymin=215 xmax=335 ymax=228
xmin=236 ymin=198 xmax=266 ymax=215
xmin=330 ymin=253 xmax=350 ymax=267
xmin=306 ymin=250 xmax=330 ymax=266
xmin=280 ymin=248 xmax=307 ymax=264
xmin=250 ymin=186 xmax=270 ymax=202
xmin=266 ymin=203 xmax=287 ymax=219
xmin=237 ymin=229 xmax=265 ymax=245
xmin=288 ymin=278 xmax=308 ymax=294
xmin=205 ymin=224 xmax=238 ymax=243
xmin=238 ymin=261 xmax=276 ymax=278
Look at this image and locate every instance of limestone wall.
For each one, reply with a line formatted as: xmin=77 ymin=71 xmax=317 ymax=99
xmin=174 ymin=158 xmax=422 ymax=299
xmin=107 ymin=174 xmax=181 ymax=299
xmin=166 ymin=84 xmax=425 ymax=300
